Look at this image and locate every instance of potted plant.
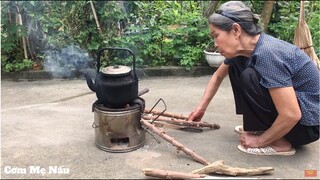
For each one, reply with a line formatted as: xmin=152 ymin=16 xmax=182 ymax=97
xmin=204 ymin=41 xmax=225 ymax=67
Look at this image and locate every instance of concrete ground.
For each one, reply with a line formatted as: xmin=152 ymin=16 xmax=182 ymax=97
xmin=1 ymin=75 xmax=319 ymax=179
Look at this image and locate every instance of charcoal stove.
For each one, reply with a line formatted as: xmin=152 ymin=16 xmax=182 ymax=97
xmin=85 ymin=47 xmax=149 ymax=152
xmin=91 ymin=98 xmax=146 ymax=153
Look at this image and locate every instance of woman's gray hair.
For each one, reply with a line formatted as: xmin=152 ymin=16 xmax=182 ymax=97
xmin=208 ymin=1 xmax=262 ymax=35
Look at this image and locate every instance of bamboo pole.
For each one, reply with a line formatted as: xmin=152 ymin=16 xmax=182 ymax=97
xmin=140 ymin=119 xmax=210 ymax=165
xmin=89 ymin=1 xmax=102 ymax=34
xmin=8 ymin=8 xmax=12 ymax=24
xmin=16 ymin=2 xmax=28 ymax=59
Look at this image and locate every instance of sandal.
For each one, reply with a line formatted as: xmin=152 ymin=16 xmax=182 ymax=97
xmin=234 ymin=125 xmax=244 ymax=134
xmin=235 ymin=125 xmax=264 ymax=135
xmin=237 ymin=144 xmax=296 ymax=156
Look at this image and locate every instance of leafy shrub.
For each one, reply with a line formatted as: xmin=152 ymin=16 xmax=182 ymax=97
xmin=112 ymin=1 xmax=211 ymax=70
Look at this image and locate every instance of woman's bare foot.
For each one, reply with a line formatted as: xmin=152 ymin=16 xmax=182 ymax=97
xmin=269 ymin=138 xmax=293 ymax=152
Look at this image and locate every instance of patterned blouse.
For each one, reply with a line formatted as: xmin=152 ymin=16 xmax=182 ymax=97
xmin=225 ymin=33 xmax=320 ymax=126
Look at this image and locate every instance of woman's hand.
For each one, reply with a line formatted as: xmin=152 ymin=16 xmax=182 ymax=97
xmin=188 ymin=107 xmax=206 ymax=122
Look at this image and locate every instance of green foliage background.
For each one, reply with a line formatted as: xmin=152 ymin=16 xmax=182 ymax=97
xmin=1 ymin=1 xmax=319 ymax=72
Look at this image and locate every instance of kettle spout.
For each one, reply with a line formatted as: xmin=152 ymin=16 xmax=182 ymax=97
xmin=84 ymin=73 xmax=96 ymax=92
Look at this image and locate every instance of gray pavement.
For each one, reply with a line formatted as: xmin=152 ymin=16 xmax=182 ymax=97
xmin=1 ymin=75 xmax=319 ymax=179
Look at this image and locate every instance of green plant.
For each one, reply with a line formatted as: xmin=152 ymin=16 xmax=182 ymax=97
xmin=1 ymin=58 xmax=33 ymax=72
xmin=112 ymin=1 xmax=211 ymax=69
xmin=268 ymin=1 xmax=299 ymax=42
xmin=268 ymin=1 xmax=319 ymax=56
xmin=1 ymin=1 xmax=319 ymax=72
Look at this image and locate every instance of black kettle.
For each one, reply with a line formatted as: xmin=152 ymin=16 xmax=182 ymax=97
xmin=85 ymin=47 xmax=138 ymax=108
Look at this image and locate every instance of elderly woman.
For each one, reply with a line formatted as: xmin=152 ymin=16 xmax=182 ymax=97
xmin=188 ymin=1 xmax=319 ymax=155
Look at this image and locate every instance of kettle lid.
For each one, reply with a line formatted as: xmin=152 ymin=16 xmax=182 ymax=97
xmin=101 ymin=65 xmax=131 ymax=75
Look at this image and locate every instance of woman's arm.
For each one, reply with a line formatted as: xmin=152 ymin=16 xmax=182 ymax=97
xmin=241 ymin=87 xmax=302 ymax=148
xmin=198 ymin=64 xmax=229 ymax=109
xmin=188 ymin=64 xmax=229 ymax=121
xmin=257 ymin=87 xmax=301 ymax=146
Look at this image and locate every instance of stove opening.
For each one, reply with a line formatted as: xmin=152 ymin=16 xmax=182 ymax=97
xmin=110 ymin=137 xmax=129 ymax=147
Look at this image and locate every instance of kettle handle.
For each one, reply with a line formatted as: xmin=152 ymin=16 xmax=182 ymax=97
xmin=96 ymin=47 xmax=136 ymax=77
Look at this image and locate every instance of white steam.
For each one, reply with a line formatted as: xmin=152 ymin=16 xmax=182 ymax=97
xmin=44 ymin=45 xmax=92 ymax=78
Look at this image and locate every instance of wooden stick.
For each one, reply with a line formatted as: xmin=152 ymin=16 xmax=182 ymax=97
xmin=191 ymin=160 xmax=274 ymax=176
xmin=140 ymin=119 xmax=210 ymax=165
xmin=152 ymin=121 xmax=204 ymax=133
xmin=142 ymin=114 xmax=220 ymax=129
xmin=142 ymin=168 xmax=206 ymax=179
xmin=144 ymin=109 xmax=189 ymax=120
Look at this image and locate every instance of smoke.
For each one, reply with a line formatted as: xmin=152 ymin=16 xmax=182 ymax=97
xmin=44 ymin=45 xmax=92 ymax=78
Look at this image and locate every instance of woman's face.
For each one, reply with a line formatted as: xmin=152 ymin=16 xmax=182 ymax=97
xmin=209 ymin=24 xmax=239 ymax=59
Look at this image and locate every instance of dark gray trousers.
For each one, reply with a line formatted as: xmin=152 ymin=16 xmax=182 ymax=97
xmin=228 ymin=65 xmax=319 ymax=147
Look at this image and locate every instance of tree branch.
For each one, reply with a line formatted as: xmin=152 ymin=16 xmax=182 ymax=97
xmin=140 ymin=119 xmax=210 ymax=165
xmin=192 ymin=160 xmax=274 ymax=176
xmin=143 ymin=168 xmax=206 ymax=179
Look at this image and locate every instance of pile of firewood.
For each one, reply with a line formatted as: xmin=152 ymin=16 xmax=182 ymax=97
xmin=140 ymin=109 xmax=274 ymax=179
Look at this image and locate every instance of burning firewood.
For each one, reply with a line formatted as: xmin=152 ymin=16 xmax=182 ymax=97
xmin=142 ymin=168 xmax=206 ymax=179
xmin=142 ymin=114 xmax=220 ymax=129
xmin=191 ymin=160 xmax=274 ymax=176
xmin=140 ymin=119 xmax=210 ymax=165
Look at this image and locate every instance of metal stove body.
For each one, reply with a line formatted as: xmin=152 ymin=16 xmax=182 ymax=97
xmin=92 ymin=99 xmax=146 ymax=153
